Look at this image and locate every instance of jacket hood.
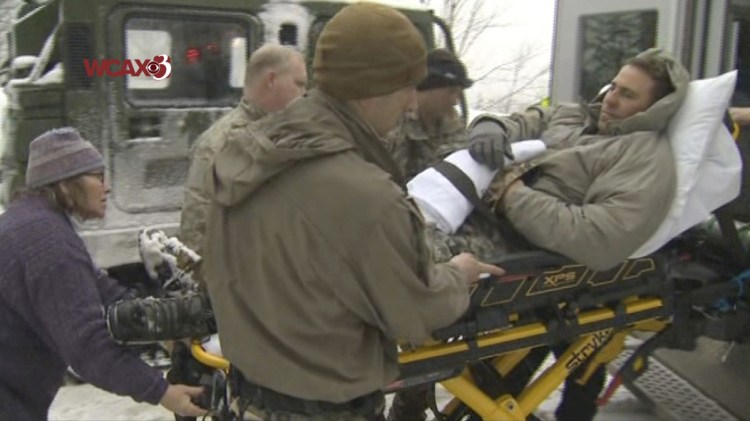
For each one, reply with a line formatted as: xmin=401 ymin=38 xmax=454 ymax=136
xmin=592 ymin=48 xmax=690 ymax=135
xmin=205 ymin=92 xmax=354 ymax=206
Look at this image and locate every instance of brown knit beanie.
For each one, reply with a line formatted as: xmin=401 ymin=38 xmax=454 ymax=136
xmin=26 ymin=127 xmax=104 ymax=188
xmin=313 ymin=2 xmax=428 ymax=100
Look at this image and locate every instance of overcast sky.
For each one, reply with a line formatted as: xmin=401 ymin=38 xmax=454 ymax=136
xmin=465 ymin=0 xmax=556 ymax=108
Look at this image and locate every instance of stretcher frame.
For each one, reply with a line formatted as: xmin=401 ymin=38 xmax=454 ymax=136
xmin=188 ymin=231 xmax=749 ymax=420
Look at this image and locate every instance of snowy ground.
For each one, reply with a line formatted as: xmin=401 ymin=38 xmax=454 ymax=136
xmin=49 ymin=360 xmax=660 ymax=420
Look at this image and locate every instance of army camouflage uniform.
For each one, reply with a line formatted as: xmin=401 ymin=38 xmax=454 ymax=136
xmin=386 ymin=110 xmax=468 ymax=181
xmin=180 ymin=99 xmax=267 ymax=260
xmin=427 ymin=211 xmax=514 ymax=263
xmin=385 ymin=47 xmax=480 ymax=421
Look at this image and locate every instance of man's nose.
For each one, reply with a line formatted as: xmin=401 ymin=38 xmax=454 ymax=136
xmin=603 ymin=90 xmax=618 ymax=108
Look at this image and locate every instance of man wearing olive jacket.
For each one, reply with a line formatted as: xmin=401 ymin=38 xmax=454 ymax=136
xmin=434 ymin=48 xmax=690 ymax=274
xmin=201 ymin=3 xmax=502 ymax=419
xmin=436 ymin=48 xmax=690 ymax=421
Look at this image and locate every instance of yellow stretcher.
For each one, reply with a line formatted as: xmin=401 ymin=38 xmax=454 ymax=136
xmin=183 ymin=228 xmax=749 ymax=420
xmin=105 ymin=124 xmax=748 ymax=419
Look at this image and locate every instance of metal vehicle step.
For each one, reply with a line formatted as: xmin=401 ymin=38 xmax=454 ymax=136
xmin=609 ymin=350 xmax=738 ymax=421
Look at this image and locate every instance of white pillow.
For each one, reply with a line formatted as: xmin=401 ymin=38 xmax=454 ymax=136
xmin=633 ymin=70 xmax=741 ymax=257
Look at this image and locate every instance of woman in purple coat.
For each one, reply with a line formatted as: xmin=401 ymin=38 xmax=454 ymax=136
xmin=0 ymin=128 xmax=206 ymax=420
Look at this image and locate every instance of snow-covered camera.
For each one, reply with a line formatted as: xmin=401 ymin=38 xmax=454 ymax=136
xmin=107 ymin=229 xmax=216 ymax=343
xmin=107 ymin=290 xmax=216 ymax=344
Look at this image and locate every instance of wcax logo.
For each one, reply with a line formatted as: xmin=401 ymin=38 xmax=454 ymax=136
xmin=83 ymin=54 xmax=172 ymax=80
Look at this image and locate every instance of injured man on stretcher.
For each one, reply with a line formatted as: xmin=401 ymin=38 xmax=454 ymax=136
xmin=117 ymin=49 xmax=741 ymax=350
xmin=391 ymin=48 xmax=742 ymax=421
xmin=411 ymin=48 xmax=739 ymax=273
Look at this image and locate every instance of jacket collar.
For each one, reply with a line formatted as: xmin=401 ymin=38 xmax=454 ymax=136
xmin=312 ymin=90 xmax=405 ymax=187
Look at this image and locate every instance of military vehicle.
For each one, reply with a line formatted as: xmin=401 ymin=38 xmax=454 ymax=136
xmin=0 ymin=0 xmax=454 ymax=275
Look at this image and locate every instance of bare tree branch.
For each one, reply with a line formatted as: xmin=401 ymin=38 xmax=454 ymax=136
xmin=471 ymin=46 xmax=546 ymax=83
xmin=424 ymin=0 xmax=550 ymax=112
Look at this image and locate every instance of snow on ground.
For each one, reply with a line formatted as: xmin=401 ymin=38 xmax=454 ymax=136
xmin=49 ymin=359 xmax=660 ymax=420
xmin=50 ymin=384 xmax=170 ymax=421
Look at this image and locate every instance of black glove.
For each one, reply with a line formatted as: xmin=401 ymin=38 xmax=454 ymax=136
xmin=468 ymin=119 xmax=515 ymax=171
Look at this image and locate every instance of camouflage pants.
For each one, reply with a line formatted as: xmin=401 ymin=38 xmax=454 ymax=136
xmin=424 ymin=162 xmax=539 ymax=264
xmin=426 ymin=212 xmax=529 ymax=264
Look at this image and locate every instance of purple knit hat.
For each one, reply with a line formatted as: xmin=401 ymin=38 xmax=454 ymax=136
xmin=26 ymin=127 xmax=104 ymax=188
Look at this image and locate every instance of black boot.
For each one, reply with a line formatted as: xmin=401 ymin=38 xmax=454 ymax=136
xmin=551 ymin=343 xmax=607 ymax=421
xmin=387 ymin=385 xmax=430 ymax=421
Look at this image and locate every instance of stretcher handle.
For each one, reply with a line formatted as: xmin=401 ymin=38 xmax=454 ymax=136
xmin=489 ymin=250 xmax=574 ymax=276
xmin=191 ymin=339 xmax=230 ymax=370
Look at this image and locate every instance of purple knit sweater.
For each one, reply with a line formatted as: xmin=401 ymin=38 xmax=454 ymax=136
xmin=0 ymin=195 xmax=167 ymax=420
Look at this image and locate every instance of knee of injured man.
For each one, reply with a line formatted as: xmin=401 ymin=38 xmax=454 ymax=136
xmin=485 ymin=165 xmax=532 ymax=211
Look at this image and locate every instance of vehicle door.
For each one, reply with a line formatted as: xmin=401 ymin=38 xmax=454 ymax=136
xmin=105 ymin=6 xmax=259 ymax=224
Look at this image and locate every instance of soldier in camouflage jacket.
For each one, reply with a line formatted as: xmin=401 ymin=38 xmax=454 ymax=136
xmin=180 ymin=44 xmax=306 ymax=262
xmin=386 ymin=48 xmax=473 ymax=181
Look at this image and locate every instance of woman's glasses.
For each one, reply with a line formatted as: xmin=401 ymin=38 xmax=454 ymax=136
xmin=84 ymin=172 xmax=105 ymax=184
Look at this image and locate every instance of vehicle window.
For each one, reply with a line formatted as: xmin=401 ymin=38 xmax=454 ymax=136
xmin=125 ymin=16 xmax=250 ymax=107
xmin=579 ymin=10 xmax=658 ymax=101
xmin=228 ymin=37 xmax=248 ymax=88
xmin=126 ymin=30 xmax=171 ymax=90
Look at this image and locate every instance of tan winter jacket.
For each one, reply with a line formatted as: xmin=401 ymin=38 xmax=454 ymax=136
xmin=202 ymin=89 xmax=469 ymax=403
xmin=488 ymin=49 xmax=690 ymax=270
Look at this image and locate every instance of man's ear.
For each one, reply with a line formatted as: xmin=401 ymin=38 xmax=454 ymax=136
xmin=266 ymin=70 xmax=277 ymax=88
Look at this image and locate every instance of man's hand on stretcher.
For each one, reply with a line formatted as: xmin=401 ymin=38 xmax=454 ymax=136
xmin=449 ymin=252 xmax=505 ymax=284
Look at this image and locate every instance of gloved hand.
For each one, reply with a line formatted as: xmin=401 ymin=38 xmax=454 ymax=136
xmin=468 ymin=119 xmax=515 ymax=171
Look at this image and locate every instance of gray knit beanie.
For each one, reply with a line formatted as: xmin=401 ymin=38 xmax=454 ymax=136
xmin=26 ymin=127 xmax=104 ymax=188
